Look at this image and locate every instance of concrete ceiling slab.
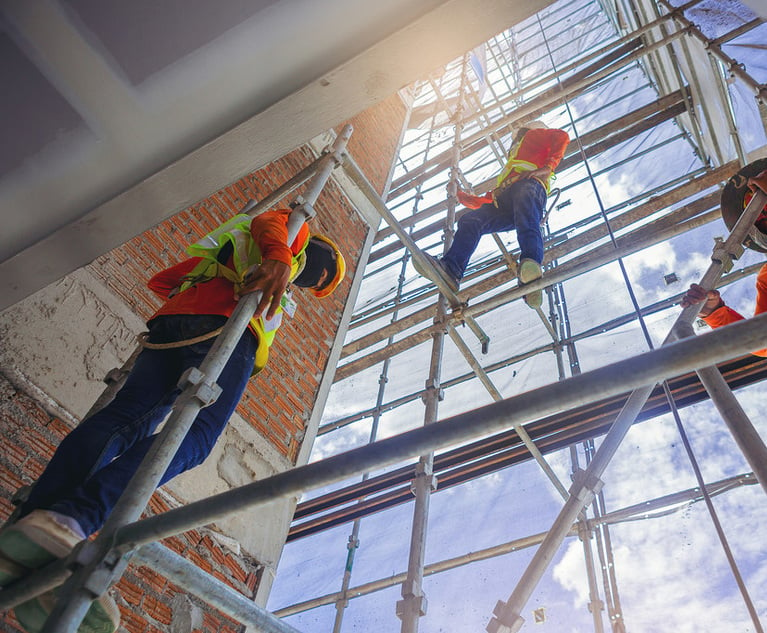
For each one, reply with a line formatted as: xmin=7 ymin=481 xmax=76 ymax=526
xmin=0 ymin=0 xmax=553 ymax=312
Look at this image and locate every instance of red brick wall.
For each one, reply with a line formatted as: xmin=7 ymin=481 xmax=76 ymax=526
xmin=0 ymin=374 xmax=257 ymax=633
xmin=86 ymin=143 xmax=369 ymax=462
xmin=341 ymin=92 xmax=408 ymax=193
xmin=84 ymin=92 xmax=407 ymax=463
xmin=0 ymin=95 xmax=407 ymax=631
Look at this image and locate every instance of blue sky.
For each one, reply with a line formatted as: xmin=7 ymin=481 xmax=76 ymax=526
xmin=269 ymin=1 xmax=767 ymax=630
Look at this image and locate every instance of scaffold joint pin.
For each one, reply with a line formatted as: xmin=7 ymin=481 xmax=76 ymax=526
xmin=178 ymin=367 xmax=223 ymax=407
xmin=570 ymin=468 xmax=604 ymax=500
xmin=487 ymin=600 xmax=524 ymax=633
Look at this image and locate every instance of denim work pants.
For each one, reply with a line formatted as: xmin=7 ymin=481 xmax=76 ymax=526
xmin=442 ymin=178 xmax=547 ymax=279
xmin=21 ymin=315 xmax=257 ymax=536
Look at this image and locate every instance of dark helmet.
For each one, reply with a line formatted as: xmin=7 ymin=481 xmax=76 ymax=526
xmin=721 ymin=158 xmax=767 ymax=253
xmin=292 ymin=234 xmax=346 ymax=298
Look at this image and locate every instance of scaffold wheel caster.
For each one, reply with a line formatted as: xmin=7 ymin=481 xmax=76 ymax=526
xmin=721 ymin=158 xmax=767 ymax=253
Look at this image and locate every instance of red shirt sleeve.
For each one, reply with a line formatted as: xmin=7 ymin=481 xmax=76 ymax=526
xmin=703 ymin=305 xmax=745 ymax=329
xmin=147 ymin=258 xmax=200 ymax=298
xmin=703 ymin=280 xmax=767 ymax=357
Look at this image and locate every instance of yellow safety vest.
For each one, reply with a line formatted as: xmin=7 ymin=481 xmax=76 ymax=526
xmin=180 ymin=214 xmax=308 ymax=374
xmin=496 ymin=149 xmax=555 ymax=194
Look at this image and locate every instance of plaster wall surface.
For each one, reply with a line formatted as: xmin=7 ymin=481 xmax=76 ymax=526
xmin=0 ymin=0 xmax=554 ymax=311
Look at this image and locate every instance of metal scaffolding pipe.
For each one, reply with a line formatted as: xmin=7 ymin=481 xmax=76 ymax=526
xmin=361 ymin=170 xmax=725 ymax=331
xmin=341 ymin=152 xmax=490 ymax=352
xmin=107 ymin=312 xmax=767 ymax=553
xmin=390 ymin=0 xmax=702 ymax=191
xmin=241 ymin=158 xmax=325 ymax=217
xmin=690 ymin=340 xmax=767 ymax=491
xmin=658 ymin=0 xmax=767 ymax=102
xmin=486 ymin=188 xmax=767 ymax=633
xmin=447 ymin=326 xmax=569 ymax=501
xmin=342 ymin=162 xmax=734 ymax=363
xmin=337 ymin=205 xmax=723 ymax=380
xmin=35 ymin=125 xmax=354 ymax=633
xmin=133 ymin=544 xmax=301 ymax=633
xmin=399 ymin=72 xmax=468 ymax=631
xmin=273 ymin=472 xmax=754 ymax=618
xmin=389 ymin=25 xmax=691 ymax=198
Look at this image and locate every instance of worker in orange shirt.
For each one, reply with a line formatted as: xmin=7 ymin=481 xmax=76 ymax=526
xmin=0 ymin=209 xmax=345 ymax=633
xmin=682 ymin=169 xmax=767 ymax=357
xmin=414 ymin=121 xmax=569 ymax=308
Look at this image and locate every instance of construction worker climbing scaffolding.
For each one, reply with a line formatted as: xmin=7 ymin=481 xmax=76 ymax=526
xmin=681 ymin=164 xmax=767 ymax=356
xmin=0 ymin=208 xmax=345 ymax=633
xmin=413 ymin=120 xmax=569 ymax=308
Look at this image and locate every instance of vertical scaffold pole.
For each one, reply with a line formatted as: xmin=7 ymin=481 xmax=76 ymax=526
xmin=37 ymin=125 xmax=353 ymax=633
xmin=487 ymin=187 xmax=767 ymax=633
xmin=397 ymin=62 xmax=470 ymax=633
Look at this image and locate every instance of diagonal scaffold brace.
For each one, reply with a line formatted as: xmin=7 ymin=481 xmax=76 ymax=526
xmin=341 ymin=157 xmax=492 ymax=353
xmin=486 ymin=185 xmax=767 ymax=633
xmin=1 ymin=124 xmax=353 ymax=633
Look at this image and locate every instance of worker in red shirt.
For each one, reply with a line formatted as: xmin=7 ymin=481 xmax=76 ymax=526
xmin=0 ymin=209 xmax=345 ymax=633
xmin=414 ymin=121 xmax=569 ymax=308
xmin=682 ymin=169 xmax=767 ymax=357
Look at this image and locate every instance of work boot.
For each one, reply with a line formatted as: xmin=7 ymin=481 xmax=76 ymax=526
xmin=15 ymin=590 xmax=120 ymax=633
xmin=413 ymin=253 xmax=460 ymax=293
xmin=0 ymin=510 xmax=85 ymax=586
xmin=518 ymin=258 xmax=543 ymax=309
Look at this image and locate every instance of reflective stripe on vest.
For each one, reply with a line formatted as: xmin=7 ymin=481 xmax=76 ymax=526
xmin=179 ymin=214 xmax=307 ymax=374
xmin=496 ymin=152 xmax=555 ymax=193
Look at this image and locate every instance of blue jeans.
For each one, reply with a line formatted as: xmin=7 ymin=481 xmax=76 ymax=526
xmin=20 ymin=315 xmax=257 ymax=536
xmin=442 ymin=178 xmax=547 ymax=279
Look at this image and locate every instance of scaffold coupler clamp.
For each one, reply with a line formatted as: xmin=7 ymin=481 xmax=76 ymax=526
xmin=711 ymin=236 xmax=741 ymax=273
xmin=449 ymin=301 xmax=470 ymax=323
xmin=397 ymin=578 xmax=428 ymax=618
xmin=569 ymin=468 xmax=604 ymax=506
xmin=488 ymin=600 xmax=525 ymax=633
xmin=576 ymin=513 xmax=594 ymax=543
xmin=103 ymin=366 xmax=126 ymax=386
xmin=70 ymin=539 xmax=130 ymax=599
xmin=671 ymin=318 xmax=696 ymax=343
xmin=422 ymin=377 xmax=445 ymax=403
xmin=178 ymin=367 xmax=222 ymax=407
xmin=290 ymin=195 xmax=317 ymax=222
xmin=410 ymin=461 xmax=438 ymax=495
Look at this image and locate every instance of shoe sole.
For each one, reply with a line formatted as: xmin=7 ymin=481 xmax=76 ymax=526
xmin=414 ymin=255 xmax=459 ymax=293
xmin=15 ymin=591 xmax=119 ymax=633
xmin=524 ymin=290 xmax=543 ymax=309
xmin=0 ymin=513 xmax=82 ymax=572
xmin=518 ymin=260 xmax=542 ymax=284
xmin=0 ymin=530 xmax=62 ymax=572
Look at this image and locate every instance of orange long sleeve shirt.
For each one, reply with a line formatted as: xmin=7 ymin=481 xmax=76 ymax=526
xmin=703 ymin=262 xmax=767 ymax=357
xmin=148 ymin=209 xmax=309 ymax=322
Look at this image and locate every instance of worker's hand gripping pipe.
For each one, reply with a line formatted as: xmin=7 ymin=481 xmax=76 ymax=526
xmin=28 ymin=125 xmax=352 ymax=633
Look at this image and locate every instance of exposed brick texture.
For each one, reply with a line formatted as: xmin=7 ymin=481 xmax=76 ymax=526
xmin=0 ymin=96 xmax=406 ymax=631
